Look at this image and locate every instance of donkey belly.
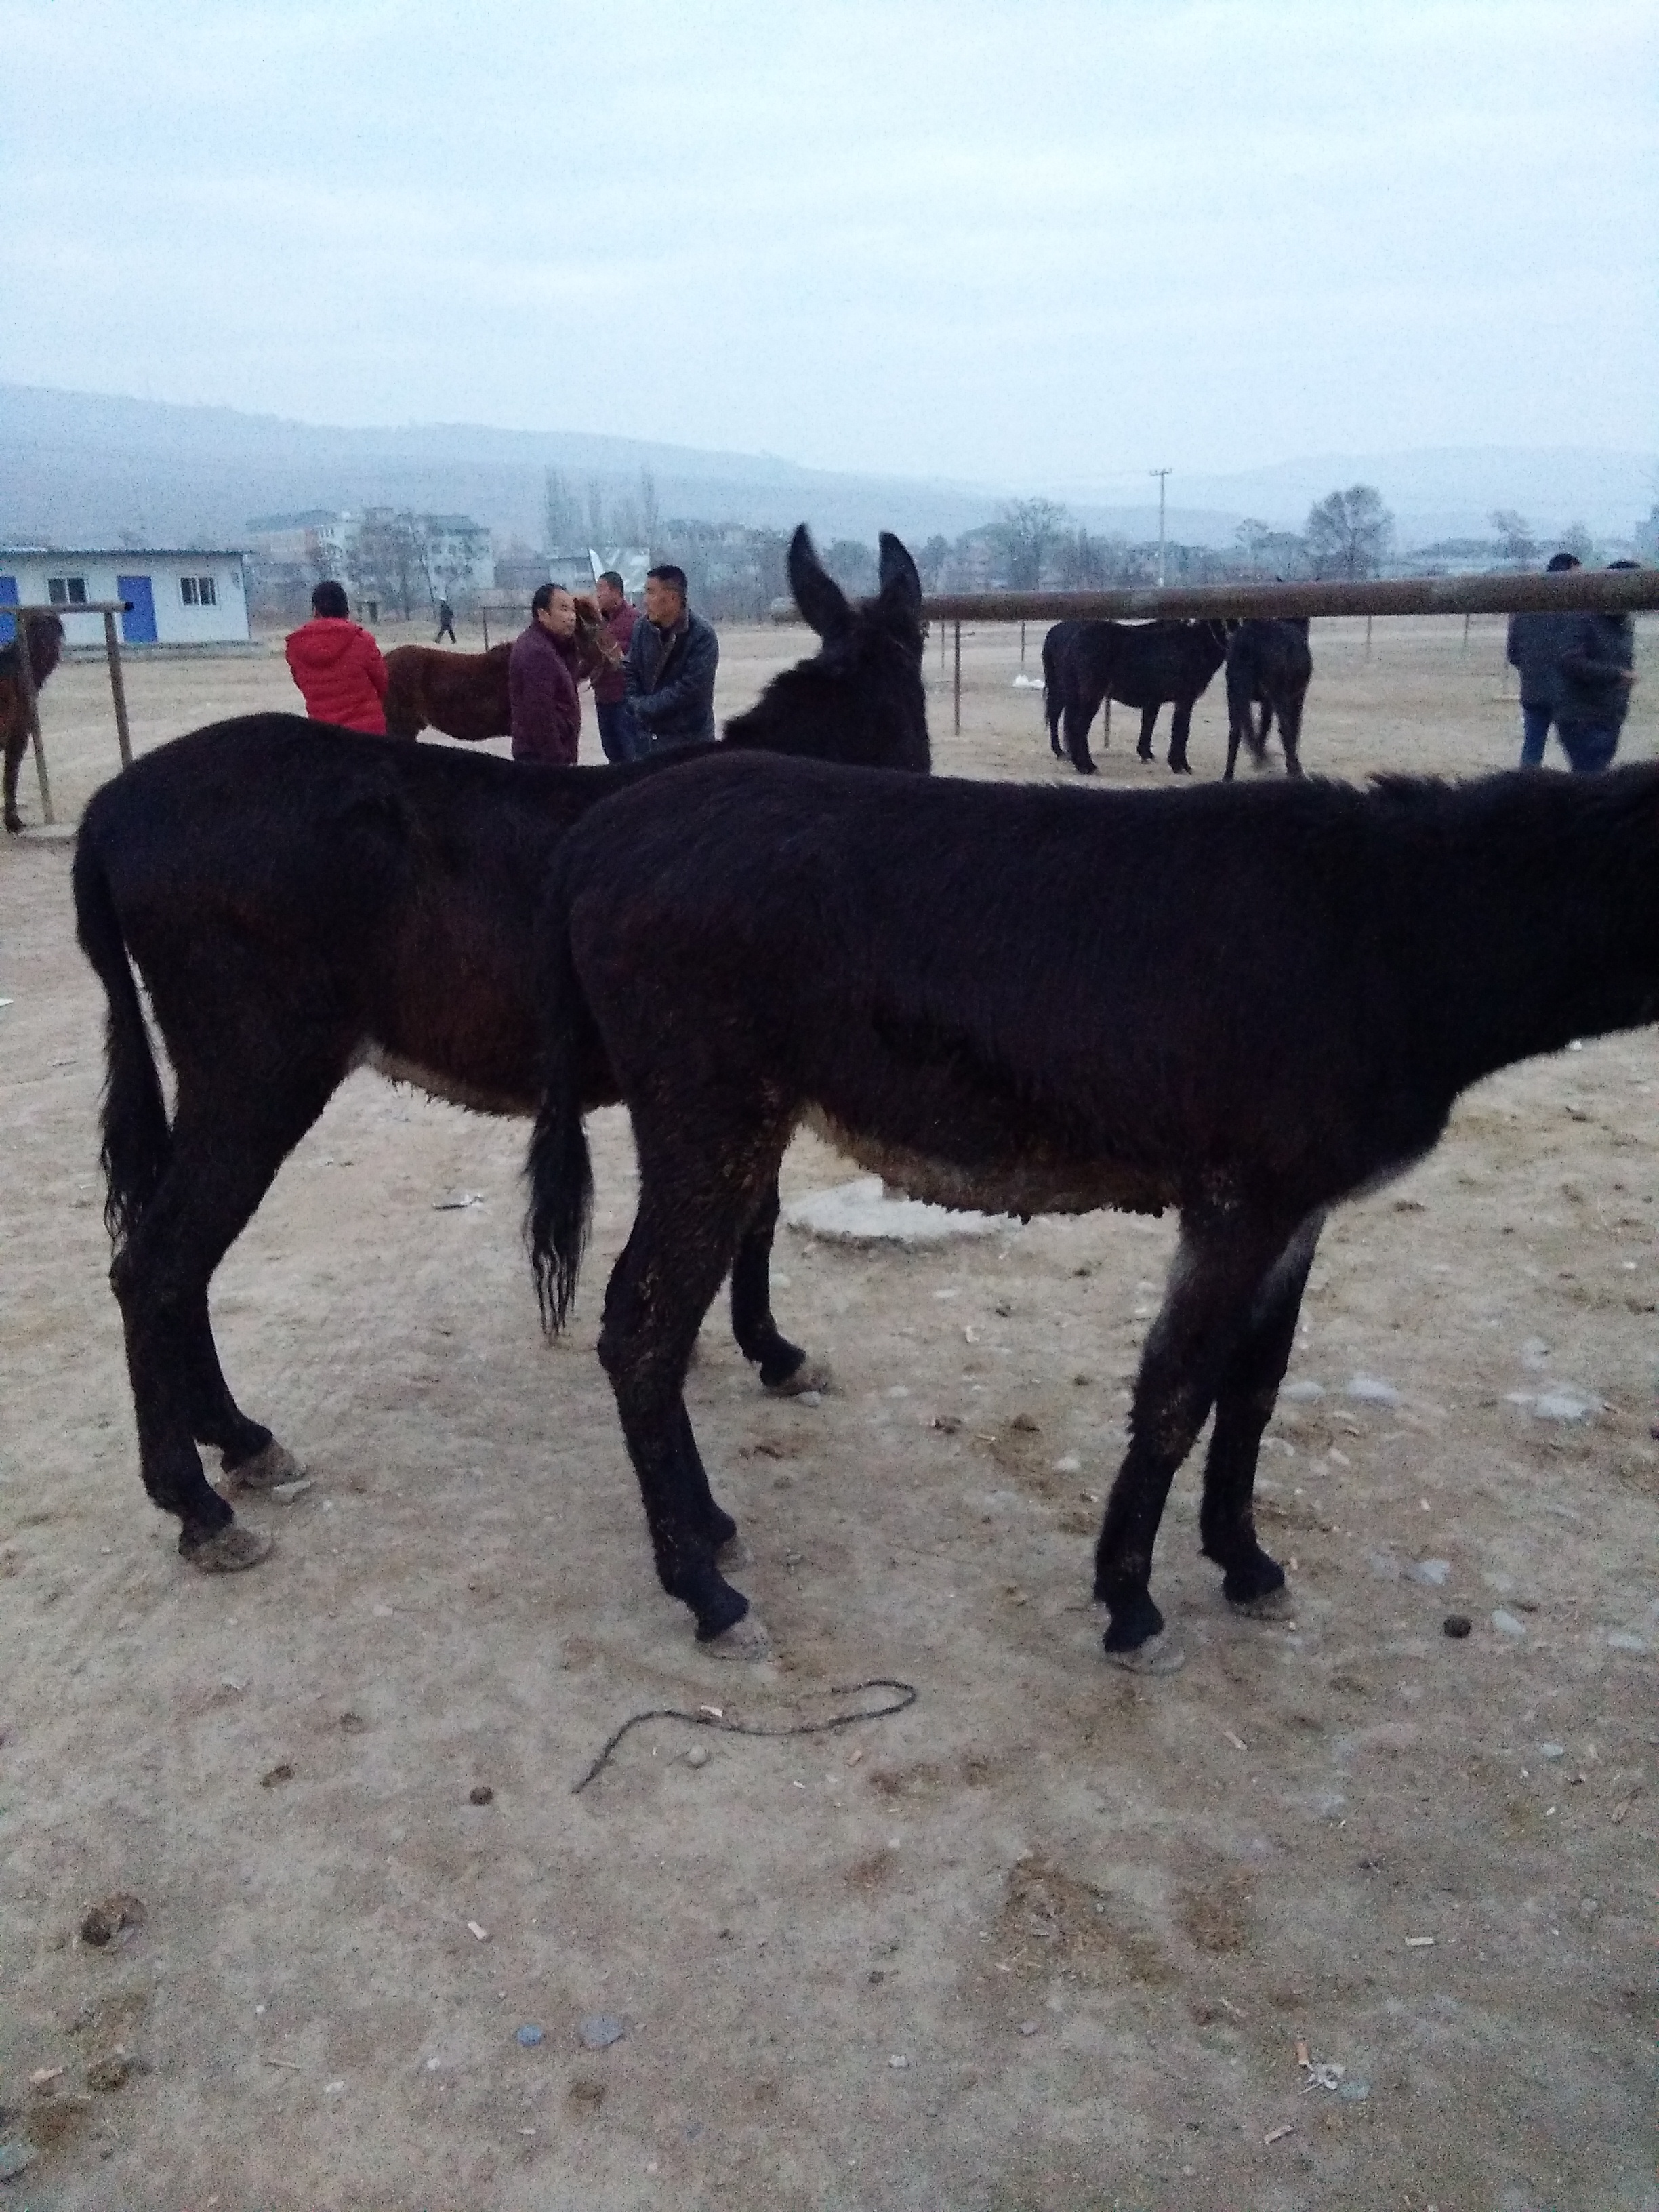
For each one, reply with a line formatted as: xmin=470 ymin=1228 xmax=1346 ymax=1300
xmin=360 ymin=1042 xmax=537 ymax=1118
xmin=803 ymin=1105 xmax=1172 ymax=1220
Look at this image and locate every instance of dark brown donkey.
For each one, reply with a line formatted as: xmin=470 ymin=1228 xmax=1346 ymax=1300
xmin=74 ymin=529 xmax=926 ymax=1572
xmin=527 ymin=750 xmax=1659 ymax=1666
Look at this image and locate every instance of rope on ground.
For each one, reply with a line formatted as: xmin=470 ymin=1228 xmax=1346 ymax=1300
xmin=573 ymin=1677 xmax=918 ymax=1795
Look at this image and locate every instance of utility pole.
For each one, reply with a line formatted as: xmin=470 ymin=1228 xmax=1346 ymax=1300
xmin=1150 ymin=468 xmax=1172 ymax=587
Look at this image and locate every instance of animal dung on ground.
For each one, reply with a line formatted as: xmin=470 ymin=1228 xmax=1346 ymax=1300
xmin=578 ymin=2014 xmax=626 ymax=2051
xmin=468 ymin=1784 xmax=494 ymax=1805
xmin=78 ymin=1894 xmax=146 ymax=1948
xmin=260 ymin=1762 xmax=295 ymax=1788
xmin=86 ymin=2054 xmax=130 ymax=2093
xmin=1443 ymin=1614 xmax=1473 ymax=1639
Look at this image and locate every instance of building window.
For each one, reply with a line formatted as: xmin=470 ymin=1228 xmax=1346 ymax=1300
xmin=180 ymin=575 xmax=218 ymax=607
xmin=47 ymin=576 xmax=88 ymax=606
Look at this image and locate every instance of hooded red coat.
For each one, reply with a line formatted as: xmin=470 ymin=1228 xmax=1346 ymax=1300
xmin=284 ymin=617 xmax=389 ymax=734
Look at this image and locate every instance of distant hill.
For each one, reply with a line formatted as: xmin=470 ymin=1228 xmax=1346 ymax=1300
xmin=1 ymin=384 xmax=1650 ymax=555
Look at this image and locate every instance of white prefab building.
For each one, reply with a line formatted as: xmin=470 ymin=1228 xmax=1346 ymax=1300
xmin=0 ymin=547 xmax=252 ymax=649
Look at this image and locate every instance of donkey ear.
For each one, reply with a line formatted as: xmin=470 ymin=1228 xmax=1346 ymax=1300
xmin=877 ymin=533 xmax=922 ymax=609
xmin=788 ymin=525 xmax=852 ymax=639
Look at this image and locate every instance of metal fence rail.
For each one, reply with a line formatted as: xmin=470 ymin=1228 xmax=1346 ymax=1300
xmin=914 ymin=569 xmax=1659 ymax=733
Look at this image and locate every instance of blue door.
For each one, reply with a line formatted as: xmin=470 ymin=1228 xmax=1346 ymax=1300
xmin=0 ymin=577 xmax=16 ymax=647
xmin=118 ymin=574 xmax=157 ymax=644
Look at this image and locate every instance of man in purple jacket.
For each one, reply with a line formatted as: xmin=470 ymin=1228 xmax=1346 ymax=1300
xmin=508 ymin=583 xmax=582 ymax=765
xmin=590 ymin=570 xmax=642 ymax=762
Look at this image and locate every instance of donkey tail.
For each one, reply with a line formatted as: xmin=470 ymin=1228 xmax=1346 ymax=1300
xmin=524 ymin=864 xmax=596 ymax=1336
xmin=71 ymin=822 xmax=171 ymax=1252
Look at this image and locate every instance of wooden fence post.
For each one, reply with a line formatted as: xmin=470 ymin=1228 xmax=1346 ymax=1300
xmin=10 ymin=617 xmax=53 ymax=824
xmin=953 ymin=621 xmax=962 ymax=735
xmin=480 ymin=607 xmax=491 ymax=651
xmin=1019 ymin=619 xmax=1026 ymax=668
xmin=1365 ymin=614 xmax=1373 ymax=660
xmin=103 ymin=611 xmax=134 ymax=768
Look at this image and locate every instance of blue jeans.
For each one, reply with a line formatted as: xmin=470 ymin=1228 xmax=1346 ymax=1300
xmin=594 ymin=698 xmax=643 ymax=764
xmin=1555 ymin=720 xmax=1620 ymax=774
xmin=1519 ymin=700 xmax=1553 ymax=768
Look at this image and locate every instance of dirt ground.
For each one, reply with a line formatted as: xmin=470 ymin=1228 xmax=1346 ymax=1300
xmin=2 ymin=615 xmax=1656 ymax=2211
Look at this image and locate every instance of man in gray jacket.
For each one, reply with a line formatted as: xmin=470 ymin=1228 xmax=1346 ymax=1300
xmin=625 ymin=565 xmax=718 ymax=749
xmin=1553 ymin=562 xmax=1638 ymax=774
xmin=1507 ymin=550 xmax=1579 ymax=766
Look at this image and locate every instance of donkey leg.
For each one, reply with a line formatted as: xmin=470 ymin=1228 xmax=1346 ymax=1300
xmin=3 ymin=730 xmax=24 ymax=834
xmin=111 ymin=1066 xmax=342 ymax=1565
xmin=1094 ymin=1203 xmax=1301 ymax=1659
xmin=1168 ymin=701 xmax=1195 ymax=775
xmin=1277 ymin=696 xmax=1305 ymax=778
xmin=1198 ymin=1212 xmax=1324 ymax=1614
xmin=1064 ymin=696 xmax=1098 ymax=776
xmin=729 ymin=1174 xmax=827 ymax=1394
xmin=1136 ymin=705 xmax=1159 ymax=764
xmin=599 ymin=1122 xmax=790 ymax=1643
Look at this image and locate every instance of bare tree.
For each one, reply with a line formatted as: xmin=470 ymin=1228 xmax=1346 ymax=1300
xmin=990 ymin=498 xmax=1069 ymax=588
xmin=917 ymin=534 xmax=951 ymax=591
xmin=1304 ymin=485 xmax=1394 ymax=579
xmin=821 ymin=539 xmax=878 ymax=595
xmin=1234 ymin=518 xmax=1273 ymax=571
xmin=1054 ymin=527 xmax=1109 ymax=589
xmin=543 ymin=468 xmax=581 ymax=552
xmin=1559 ymin=520 xmax=1598 ymax=565
xmin=638 ymin=468 xmax=660 ymax=554
xmin=353 ymin=509 xmax=427 ymax=617
xmin=1489 ymin=510 xmax=1536 ymax=567
xmin=585 ymin=479 xmax=607 ymax=545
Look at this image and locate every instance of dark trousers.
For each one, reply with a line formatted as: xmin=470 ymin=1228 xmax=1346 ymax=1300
xmin=435 ymin=616 xmax=456 ymax=642
xmin=1519 ymin=699 xmax=1555 ymax=768
xmin=595 ymin=698 xmax=643 ymax=764
xmin=1555 ymin=720 xmax=1620 ymax=774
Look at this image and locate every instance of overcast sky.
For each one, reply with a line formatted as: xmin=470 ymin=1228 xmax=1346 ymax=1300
xmin=3 ymin=0 xmax=1654 ymax=493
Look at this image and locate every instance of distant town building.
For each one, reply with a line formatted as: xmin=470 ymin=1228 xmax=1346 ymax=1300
xmin=244 ymin=508 xmax=494 ymax=608
xmin=0 ymin=546 xmax=251 ymax=648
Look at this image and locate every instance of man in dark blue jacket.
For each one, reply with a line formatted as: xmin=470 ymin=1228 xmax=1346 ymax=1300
xmin=1507 ymin=550 xmax=1578 ymax=766
xmin=626 ymin=564 xmax=718 ymax=748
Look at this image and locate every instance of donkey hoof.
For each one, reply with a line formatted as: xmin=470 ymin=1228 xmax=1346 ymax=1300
xmin=703 ymin=1613 xmax=773 ymax=1662
xmin=183 ymin=1523 xmax=273 ymax=1573
xmin=1101 ymin=1630 xmax=1185 ymax=1675
xmin=716 ymin=1532 xmax=756 ymax=1572
xmin=1228 ymin=1584 xmax=1294 ymax=1622
xmin=765 ymin=1357 xmax=832 ymax=1399
xmin=222 ymin=1440 xmax=301 ymax=1494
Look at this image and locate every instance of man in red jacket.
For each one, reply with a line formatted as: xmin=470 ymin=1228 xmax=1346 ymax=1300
xmin=508 ymin=583 xmax=583 ymax=765
xmin=284 ymin=581 xmax=389 ymax=733
xmin=590 ymin=569 xmax=641 ymax=762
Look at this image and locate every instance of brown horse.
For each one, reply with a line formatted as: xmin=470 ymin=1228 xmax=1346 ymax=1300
xmin=383 ymin=598 xmax=615 ymax=741
xmin=2 ymin=612 xmax=65 ymax=832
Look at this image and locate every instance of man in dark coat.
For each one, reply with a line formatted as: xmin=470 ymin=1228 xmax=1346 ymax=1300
xmin=625 ymin=563 xmax=718 ymax=749
xmin=590 ymin=570 xmax=642 ymax=762
xmin=434 ymin=596 xmax=457 ymax=644
xmin=1553 ymin=562 xmax=1638 ymax=774
xmin=1507 ymin=550 xmax=1578 ymax=767
xmin=508 ymin=583 xmax=582 ymax=765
